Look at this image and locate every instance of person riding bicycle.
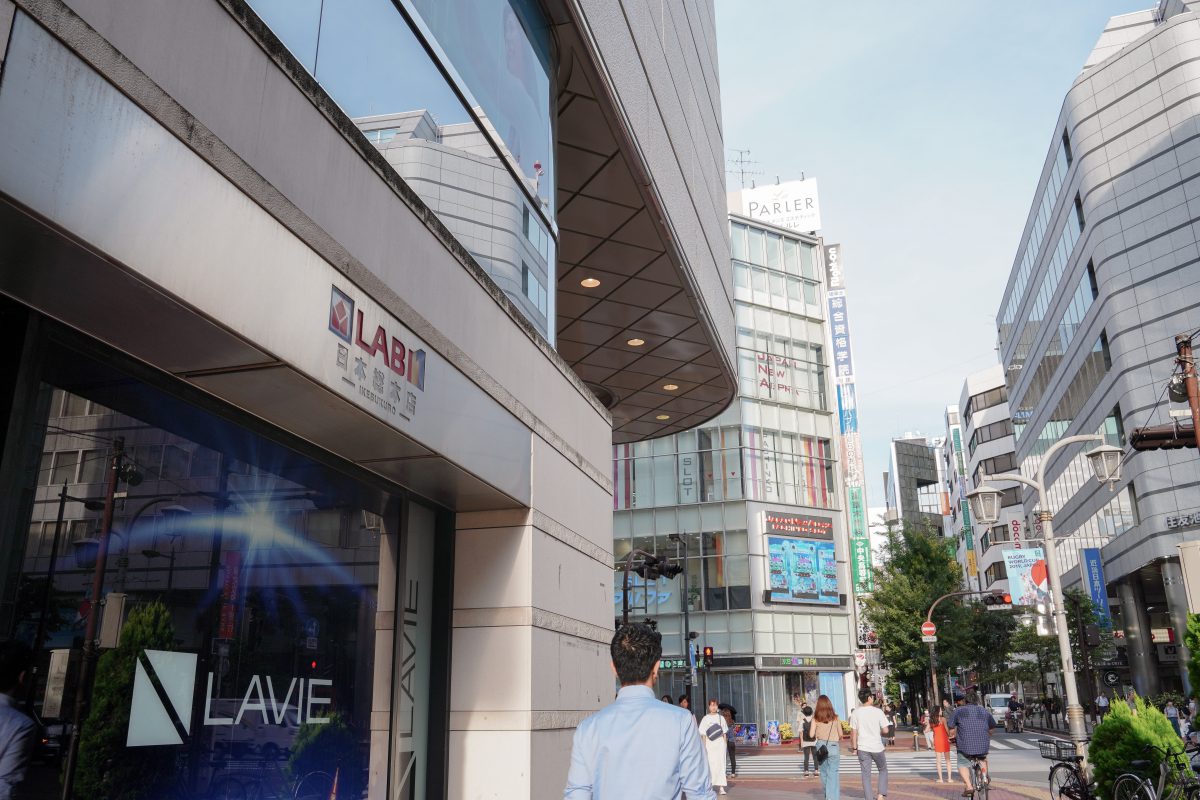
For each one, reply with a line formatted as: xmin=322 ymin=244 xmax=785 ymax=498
xmin=947 ymin=690 xmax=996 ymax=797
xmin=1006 ymin=693 xmax=1023 ymax=714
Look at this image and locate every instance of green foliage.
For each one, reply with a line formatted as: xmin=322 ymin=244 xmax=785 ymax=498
xmin=1185 ymin=613 xmax=1200 ymax=696
xmin=1064 ymin=588 xmax=1116 ymax=667
xmin=1091 ymin=695 xmax=1185 ymax=799
xmin=75 ymin=600 xmax=177 ymax=800
xmin=1148 ymin=690 xmax=1188 ymax=713
xmin=862 ymin=524 xmax=1018 ymax=701
xmin=288 ymin=711 xmax=364 ymax=799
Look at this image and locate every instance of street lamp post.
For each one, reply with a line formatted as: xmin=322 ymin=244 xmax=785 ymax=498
xmin=967 ymin=434 xmax=1122 ymax=770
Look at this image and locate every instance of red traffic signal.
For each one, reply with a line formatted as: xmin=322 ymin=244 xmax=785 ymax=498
xmin=702 ymin=646 xmax=714 ymax=668
xmin=983 ymin=592 xmax=1011 ymax=608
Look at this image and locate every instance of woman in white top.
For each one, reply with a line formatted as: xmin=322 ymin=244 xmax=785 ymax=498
xmin=699 ymin=699 xmax=730 ymax=795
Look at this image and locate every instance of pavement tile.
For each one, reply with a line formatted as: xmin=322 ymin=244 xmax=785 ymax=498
xmin=721 ymin=776 xmax=1045 ymax=799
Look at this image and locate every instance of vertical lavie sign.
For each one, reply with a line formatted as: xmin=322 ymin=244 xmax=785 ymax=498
xmin=826 ymin=244 xmax=872 ymax=593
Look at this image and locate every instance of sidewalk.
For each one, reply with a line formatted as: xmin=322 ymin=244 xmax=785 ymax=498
xmin=721 ymin=776 xmax=1045 ymax=799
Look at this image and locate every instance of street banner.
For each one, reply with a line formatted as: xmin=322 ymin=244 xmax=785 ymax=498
xmin=1003 ymin=547 xmax=1049 ymax=606
xmin=1079 ymin=548 xmax=1113 ymax=624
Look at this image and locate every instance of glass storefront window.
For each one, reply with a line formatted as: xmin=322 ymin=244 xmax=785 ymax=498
xmin=3 ymin=342 xmax=439 ymax=800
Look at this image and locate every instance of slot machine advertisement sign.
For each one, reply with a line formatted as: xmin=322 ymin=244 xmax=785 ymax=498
xmin=766 ymin=533 xmax=839 ymax=605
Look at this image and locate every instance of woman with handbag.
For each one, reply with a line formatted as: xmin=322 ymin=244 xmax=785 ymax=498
xmin=699 ymin=699 xmax=730 ymax=795
xmin=806 ymin=694 xmax=844 ymax=800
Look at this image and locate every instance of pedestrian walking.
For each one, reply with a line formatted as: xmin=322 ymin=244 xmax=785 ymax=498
xmin=564 ymin=624 xmax=715 ymax=799
xmin=930 ymin=706 xmax=952 ymax=784
xmin=922 ymin=708 xmax=934 ymax=751
xmin=719 ymin=704 xmax=737 ymax=778
xmin=807 ymin=694 xmax=844 ymax=800
xmin=699 ymin=699 xmax=729 ymax=796
xmin=885 ymin=704 xmax=897 ymax=746
xmin=850 ymin=688 xmax=891 ymax=800
xmin=678 ymin=694 xmax=691 ymax=712
xmin=0 ymin=642 xmax=36 ymax=800
xmin=1096 ymin=693 xmax=1109 ymax=720
xmin=1167 ymin=700 xmax=1181 ymax=736
xmin=799 ymin=701 xmax=817 ymax=777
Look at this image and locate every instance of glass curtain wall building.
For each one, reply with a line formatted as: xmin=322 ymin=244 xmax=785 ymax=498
xmin=613 ymin=214 xmax=856 ymax=730
xmin=993 ymin=2 xmax=1200 ymax=697
xmin=0 ymin=0 xmax=738 ymax=797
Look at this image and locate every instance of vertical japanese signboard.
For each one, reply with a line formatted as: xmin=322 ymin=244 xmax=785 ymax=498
xmin=1080 ymin=548 xmax=1113 ymax=625
xmin=950 ymin=427 xmax=978 ymax=578
xmin=826 ymin=244 xmax=872 ymax=593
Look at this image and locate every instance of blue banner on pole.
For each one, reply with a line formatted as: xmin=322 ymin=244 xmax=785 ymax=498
xmin=1080 ymin=548 xmax=1112 ymax=624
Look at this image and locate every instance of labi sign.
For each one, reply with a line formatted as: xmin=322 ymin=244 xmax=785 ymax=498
xmin=127 ymin=650 xmax=332 ymax=747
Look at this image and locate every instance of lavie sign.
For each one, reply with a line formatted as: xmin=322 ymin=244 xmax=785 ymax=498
xmin=127 ymin=650 xmax=332 ymax=747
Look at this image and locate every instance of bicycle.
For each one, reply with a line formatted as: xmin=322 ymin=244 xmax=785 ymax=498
xmin=1040 ymin=739 xmax=1095 ymax=800
xmin=964 ymin=754 xmax=989 ymax=800
xmin=1112 ymin=743 xmax=1200 ymax=800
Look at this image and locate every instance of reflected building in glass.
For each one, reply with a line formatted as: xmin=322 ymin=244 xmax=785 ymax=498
xmin=0 ymin=0 xmax=738 ymax=797
xmin=613 ymin=214 xmax=857 ymax=728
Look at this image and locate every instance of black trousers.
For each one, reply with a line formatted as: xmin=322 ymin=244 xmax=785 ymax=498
xmin=727 ymin=740 xmax=737 ymax=774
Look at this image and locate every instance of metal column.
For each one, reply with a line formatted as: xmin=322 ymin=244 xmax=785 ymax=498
xmin=1162 ymin=559 xmax=1193 ymax=695
xmin=1118 ymin=578 xmax=1160 ymax=697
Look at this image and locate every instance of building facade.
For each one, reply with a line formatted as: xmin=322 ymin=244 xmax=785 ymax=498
xmin=883 ymin=434 xmax=947 ymax=535
xmin=994 ymin=1 xmax=1200 ymax=696
xmin=612 ymin=214 xmax=857 ymax=731
xmin=0 ymin=1 xmax=736 ymax=798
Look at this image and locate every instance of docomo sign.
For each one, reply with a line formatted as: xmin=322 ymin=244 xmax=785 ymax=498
xmin=921 ymin=621 xmax=937 ymax=637
xmin=1010 ymin=519 xmax=1022 ymax=550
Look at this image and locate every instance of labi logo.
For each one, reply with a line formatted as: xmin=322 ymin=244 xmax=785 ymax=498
xmin=127 ymin=650 xmax=197 ymax=747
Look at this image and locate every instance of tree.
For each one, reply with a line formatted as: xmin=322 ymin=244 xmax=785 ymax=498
xmin=861 ymin=524 xmax=975 ymax=704
xmin=75 ymin=600 xmax=178 ymax=800
xmin=1090 ymin=694 xmax=1180 ymax=799
xmin=1184 ymin=613 xmax=1200 ymax=695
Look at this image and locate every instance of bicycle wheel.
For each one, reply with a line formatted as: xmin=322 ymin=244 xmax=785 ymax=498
xmin=1050 ymin=763 xmax=1084 ymax=800
xmin=1112 ymin=774 xmax=1153 ymax=800
xmin=292 ymin=771 xmax=334 ymax=800
xmin=974 ymin=763 xmax=989 ymax=800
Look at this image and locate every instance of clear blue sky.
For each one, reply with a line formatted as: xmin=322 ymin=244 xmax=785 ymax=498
xmin=715 ymin=0 xmax=1145 ymax=507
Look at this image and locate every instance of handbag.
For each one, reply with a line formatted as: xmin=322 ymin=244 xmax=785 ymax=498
xmin=814 ymin=722 xmax=832 ymax=765
xmin=705 ymin=722 xmax=724 ymax=741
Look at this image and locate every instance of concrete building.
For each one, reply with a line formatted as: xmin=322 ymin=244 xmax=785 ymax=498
xmin=0 ymin=1 xmax=735 ymax=798
xmin=612 ymin=214 xmax=858 ymax=729
xmin=883 ymin=434 xmax=947 ymax=535
xmin=947 ymin=366 xmax=1024 ymax=596
xmin=994 ymin=1 xmax=1200 ymax=696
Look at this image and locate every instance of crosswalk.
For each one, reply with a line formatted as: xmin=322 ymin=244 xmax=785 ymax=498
xmin=730 ymin=739 xmax=1040 ymax=777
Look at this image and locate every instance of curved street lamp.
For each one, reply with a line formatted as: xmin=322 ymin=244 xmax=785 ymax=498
xmin=966 ymin=435 xmax=1123 ymax=768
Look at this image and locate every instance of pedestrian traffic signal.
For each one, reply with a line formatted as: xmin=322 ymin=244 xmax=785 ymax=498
xmin=1085 ymin=623 xmax=1102 ymax=648
xmin=702 ymin=646 xmax=714 ymax=668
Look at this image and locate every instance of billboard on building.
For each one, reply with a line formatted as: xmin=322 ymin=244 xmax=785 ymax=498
xmin=766 ymin=536 xmax=840 ymax=605
xmin=739 ymin=179 xmax=822 ymax=232
xmin=1003 ymin=547 xmax=1049 ymax=606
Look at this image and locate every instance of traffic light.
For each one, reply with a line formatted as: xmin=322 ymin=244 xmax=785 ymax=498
xmin=1131 ymin=423 xmax=1196 ymax=450
xmin=983 ymin=592 xmax=1012 ymax=608
xmin=658 ymin=558 xmax=684 ymax=579
xmin=1085 ymin=624 xmax=1102 ymax=648
xmin=634 ymin=553 xmax=684 ymax=580
xmin=702 ymin=646 xmax=714 ymax=668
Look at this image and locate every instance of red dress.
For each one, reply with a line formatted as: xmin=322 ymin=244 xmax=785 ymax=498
xmin=933 ymin=721 xmax=951 ymax=753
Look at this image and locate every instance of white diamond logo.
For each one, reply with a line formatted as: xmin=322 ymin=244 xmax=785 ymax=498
xmin=127 ymin=650 xmax=196 ymax=747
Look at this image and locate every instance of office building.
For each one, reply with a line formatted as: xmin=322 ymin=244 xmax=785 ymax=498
xmin=883 ymin=434 xmax=947 ymax=535
xmin=612 ymin=213 xmax=857 ymax=729
xmin=994 ymin=1 xmax=1200 ymax=695
xmin=0 ymin=0 xmax=735 ymax=797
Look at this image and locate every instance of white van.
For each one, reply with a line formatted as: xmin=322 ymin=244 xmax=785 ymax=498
xmin=985 ymin=693 xmax=1013 ymax=725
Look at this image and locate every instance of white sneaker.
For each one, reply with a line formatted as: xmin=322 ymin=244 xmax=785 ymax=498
xmin=718 ymin=789 xmax=727 ymax=796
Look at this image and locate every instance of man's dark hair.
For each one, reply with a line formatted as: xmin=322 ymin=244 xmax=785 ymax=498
xmin=610 ymin=624 xmax=662 ymax=686
xmin=857 ymin=688 xmax=874 ymax=704
xmin=0 ymin=641 xmax=31 ymax=693
xmin=965 ymin=690 xmax=979 ymax=705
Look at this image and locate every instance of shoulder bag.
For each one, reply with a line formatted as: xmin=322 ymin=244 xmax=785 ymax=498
xmin=814 ymin=721 xmax=833 ymax=765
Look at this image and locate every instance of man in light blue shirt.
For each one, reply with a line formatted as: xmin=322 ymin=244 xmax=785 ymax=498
xmin=564 ymin=624 xmax=715 ymax=800
xmin=0 ymin=642 xmax=36 ymax=800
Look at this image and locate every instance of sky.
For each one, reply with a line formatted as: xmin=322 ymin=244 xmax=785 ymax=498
xmin=714 ymin=0 xmax=1145 ymax=508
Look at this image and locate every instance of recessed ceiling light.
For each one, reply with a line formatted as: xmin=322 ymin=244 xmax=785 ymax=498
xmin=626 ymin=338 xmax=645 ymax=347
xmin=580 ymin=277 xmax=601 ymax=288
xmin=656 ymin=414 xmax=670 ymax=421
xmin=663 ymin=384 xmax=679 ymax=391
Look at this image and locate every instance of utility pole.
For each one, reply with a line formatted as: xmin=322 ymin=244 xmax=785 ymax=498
xmin=62 ymin=437 xmax=124 ymax=800
xmin=668 ymin=533 xmax=693 ymax=714
xmin=1177 ymin=333 xmax=1200 ymax=453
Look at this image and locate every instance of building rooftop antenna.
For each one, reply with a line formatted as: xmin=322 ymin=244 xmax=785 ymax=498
xmin=726 ymin=148 xmax=763 ymax=189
